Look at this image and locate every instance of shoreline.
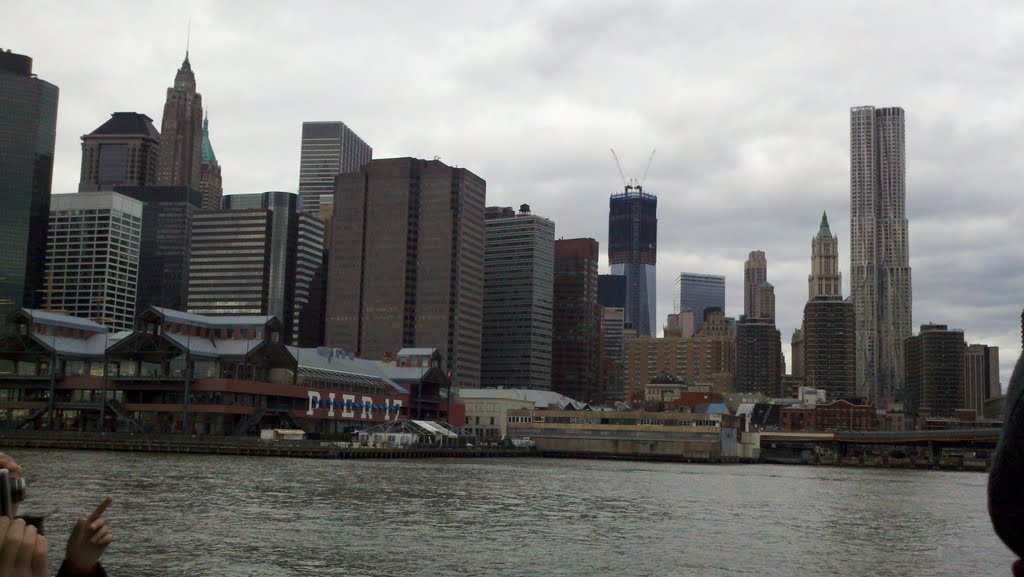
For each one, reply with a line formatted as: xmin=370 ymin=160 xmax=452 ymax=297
xmin=0 ymin=432 xmax=991 ymax=472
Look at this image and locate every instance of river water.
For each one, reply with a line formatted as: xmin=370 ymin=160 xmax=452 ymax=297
xmin=10 ymin=449 xmax=1014 ymax=576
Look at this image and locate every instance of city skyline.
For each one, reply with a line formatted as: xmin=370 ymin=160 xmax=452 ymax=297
xmin=4 ymin=0 xmax=1021 ymax=384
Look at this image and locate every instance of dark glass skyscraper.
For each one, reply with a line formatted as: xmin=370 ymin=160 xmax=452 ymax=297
xmin=0 ymin=50 xmax=58 ymax=318
xmin=114 ymin=186 xmax=203 ymax=314
xmin=608 ymin=187 xmax=657 ymax=336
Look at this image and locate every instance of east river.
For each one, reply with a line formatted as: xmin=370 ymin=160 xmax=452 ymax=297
xmin=10 ymin=449 xmax=1015 ymax=576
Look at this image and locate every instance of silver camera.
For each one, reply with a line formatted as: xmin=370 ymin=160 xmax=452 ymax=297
xmin=0 ymin=468 xmax=26 ymax=518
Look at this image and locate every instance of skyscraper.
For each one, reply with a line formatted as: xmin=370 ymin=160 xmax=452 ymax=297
xmin=190 ymin=191 xmax=324 ymax=345
xmin=674 ymin=273 xmax=726 ymax=333
xmin=326 ymin=158 xmax=485 ymax=389
xmin=113 ymin=185 xmax=202 ymax=314
xmin=551 ymin=238 xmax=601 ymax=403
xmin=44 ymin=192 xmax=142 ymax=331
xmin=743 ymin=250 xmax=775 ymax=321
xmin=608 ymin=185 xmax=657 ymax=336
xmin=735 ymin=318 xmax=784 ymax=397
xmin=198 ymin=112 xmax=222 ymax=210
xmin=905 ymin=324 xmax=965 ymax=419
xmin=802 ymin=212 xmax=856 ymax=399
xmin=481 ymin=204 xmax=554 ymax=389
xmin=156 ymin=54 xmax=203 ymax=189
xmin=297 ymin=121 xmax=372 ymax=219
xmin=0 ymin=50 xmax=58 ymax=319
xmin=850 ymin=105 xmax=913 ymax=403
xmin=964 ymin=344 xmax=1000 ymax=417
xmin=809 ymin=212 xmax=841 ymax=299
xmin=78 ymin=112 xmax=160 ymax=192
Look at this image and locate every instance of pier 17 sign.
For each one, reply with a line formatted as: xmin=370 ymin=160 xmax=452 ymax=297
xmin=306 ymin=390 xmax=404 ymax=421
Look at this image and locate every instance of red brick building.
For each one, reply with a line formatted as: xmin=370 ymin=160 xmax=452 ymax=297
xmin=815 ymin=399 xmax=878 ymax=431
xmin=780 ymin=407 xmax=815 ymax=432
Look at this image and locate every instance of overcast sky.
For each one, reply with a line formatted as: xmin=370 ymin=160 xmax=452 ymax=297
xmin=6 ymin=0 xmax=1022 ymax=386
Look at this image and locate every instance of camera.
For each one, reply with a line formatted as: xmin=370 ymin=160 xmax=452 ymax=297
xmin=0 ymin=469 xmax=25 ymax=518
xmin=1 ymin=468 xmax=42 ymax=534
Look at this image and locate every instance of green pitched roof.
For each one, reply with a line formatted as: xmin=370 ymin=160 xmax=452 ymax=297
xmin=201 ymin=112 xmax=217 ymax=164
xmin=817 ymin=211 xmax=832 ymax=238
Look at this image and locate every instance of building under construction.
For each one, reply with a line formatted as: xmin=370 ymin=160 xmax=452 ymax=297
xmin=608 ymin=150 xmax=658 ymax=337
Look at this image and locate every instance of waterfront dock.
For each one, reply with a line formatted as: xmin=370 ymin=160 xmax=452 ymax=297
xmin=0 ymin=431 xmax=534 ymax=460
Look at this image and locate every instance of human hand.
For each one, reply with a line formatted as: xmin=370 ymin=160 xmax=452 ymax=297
xmin=0 ymin=516 xmax=51 ymax=577
xmin=63 ymin=497 xmax=113 ymax=576
xmin=0 ymin=452 xmax=24 ymax=518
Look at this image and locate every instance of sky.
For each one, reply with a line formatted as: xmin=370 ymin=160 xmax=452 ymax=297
xmin=4 ymin=0 xmax=1022 ymax=386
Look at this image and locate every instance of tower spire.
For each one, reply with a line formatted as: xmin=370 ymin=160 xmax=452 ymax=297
xmin=185 ymin=18 xmax=191 ymax=63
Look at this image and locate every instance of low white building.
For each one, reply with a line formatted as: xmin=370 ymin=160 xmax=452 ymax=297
xmin=457 ymin=388 xmax=586 ymax=439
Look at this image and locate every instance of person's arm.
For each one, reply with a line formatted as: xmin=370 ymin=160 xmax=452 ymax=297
xmin=60 ymin=497 xmax=113 ymax=577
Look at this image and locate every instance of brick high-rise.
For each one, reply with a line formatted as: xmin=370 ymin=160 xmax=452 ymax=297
xmin=735 ymin=318 xmax=783 ymax=397
xmin=850 ymin=106 xmax=912 ymax=403
xmin=551 ymin=238 xmax=601 ymax=402
xmin=156 ymin=54 xmax=203 ymax=189
xmin=905 ymin=324 xmax=965 ymax=418
xmin=325 ymin=158 xmax=485 ymax=388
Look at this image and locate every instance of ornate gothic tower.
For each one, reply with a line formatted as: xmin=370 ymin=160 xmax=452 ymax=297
xmin=808 ymin=212 xmax=841 ymax=299
xmin=156 ymin=53 xmax=203 ymax=188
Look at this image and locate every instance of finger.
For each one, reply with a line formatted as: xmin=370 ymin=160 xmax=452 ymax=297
xmin=0 ymin=457 xmax=22 ymax=478
xmin=15 ymin=524 xmax=36 ymax=571
xmin=1 ymin=518 xmax=26 ymax=574
xmin=31 ymin=534 xmax=48 ymax=577
xmin=97 ymin=532 xmax=113 ymax=546
xmin=89 ymin=518 xmax=106 ymax=532
xmin=86 ymin=497 xmax=113 ymax=523
xmin=89 ymin=526 xmax=109 ymax=545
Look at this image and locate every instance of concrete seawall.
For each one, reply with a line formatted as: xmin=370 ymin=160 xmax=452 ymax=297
xmin=0 ymin=432 xmax=533 ymax=460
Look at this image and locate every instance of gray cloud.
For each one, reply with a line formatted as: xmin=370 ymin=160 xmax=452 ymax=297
xmin=6 ymin=0 xmax=1022 ymax=384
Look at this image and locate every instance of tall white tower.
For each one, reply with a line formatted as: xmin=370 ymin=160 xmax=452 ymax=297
xmin=849 ymin=105 xmax=913 ymax=403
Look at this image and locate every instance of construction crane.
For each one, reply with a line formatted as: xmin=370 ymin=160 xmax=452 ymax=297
xmin=609 ymin=148 xmax=629 ymax=192
xmin=639 ymin=149 xmax=657 ymax=191
xmin=610 ymin=148 xmax=657 ymax=194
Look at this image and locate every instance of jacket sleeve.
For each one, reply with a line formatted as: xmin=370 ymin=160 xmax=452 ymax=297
xmin=56 ymin=560 xmax=108 ymax=577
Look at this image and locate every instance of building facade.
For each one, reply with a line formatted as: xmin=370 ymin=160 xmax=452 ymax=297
xmin=597 ymin=274 xmax=627 ymax=309
xmin=44 ymin=192 xmax=142 ymax=331
xmin=735 ymin=318 xmax=783 ymax=397
xmin=674 ymin=273 xmax=726 ymax=333
xmin=297 ymin=121 xmax=372 ymax=218
xmin=113 ymin=186 xmax=201 ymax=315
xmin=964 ymin=344 xmax=1000 ymax=417
xmin=156 ymin=54 xmax=203 ymax=189
xmin=802 ymin=297 xmax=856 ymax=400
xmin=0 ymin=50 xmax=58 ymax=319
xmin=850 ymin=106 xmax=913 ymax=403
xmin=905 ymin=324 xmax=965 ymax=418
xmin=809 ymin=212 xmax=842 ymax=299
xmin=481 ymin=205 xmax=554 ymax=389
xmin=743 ymin=251 xmax=775 ymax=321
xmin=190 ymin=191 xmax=324 ymax=345
xmin=623 ymin=311 xmax=736 ymax=403
xmin=78 ymin=112 xmax=160 ymax=192
xmin=198 ymin=113 xmax=222 ymax=210
xmin=551 ymin=238 xmax=602 ymax=402
xmin=326 ymin=158 xmax=485 ymax=389
xmin=791 ymin=328 xmax=805 ymax=378
xmin=608 ymin=188 xmax=657 ymax=336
